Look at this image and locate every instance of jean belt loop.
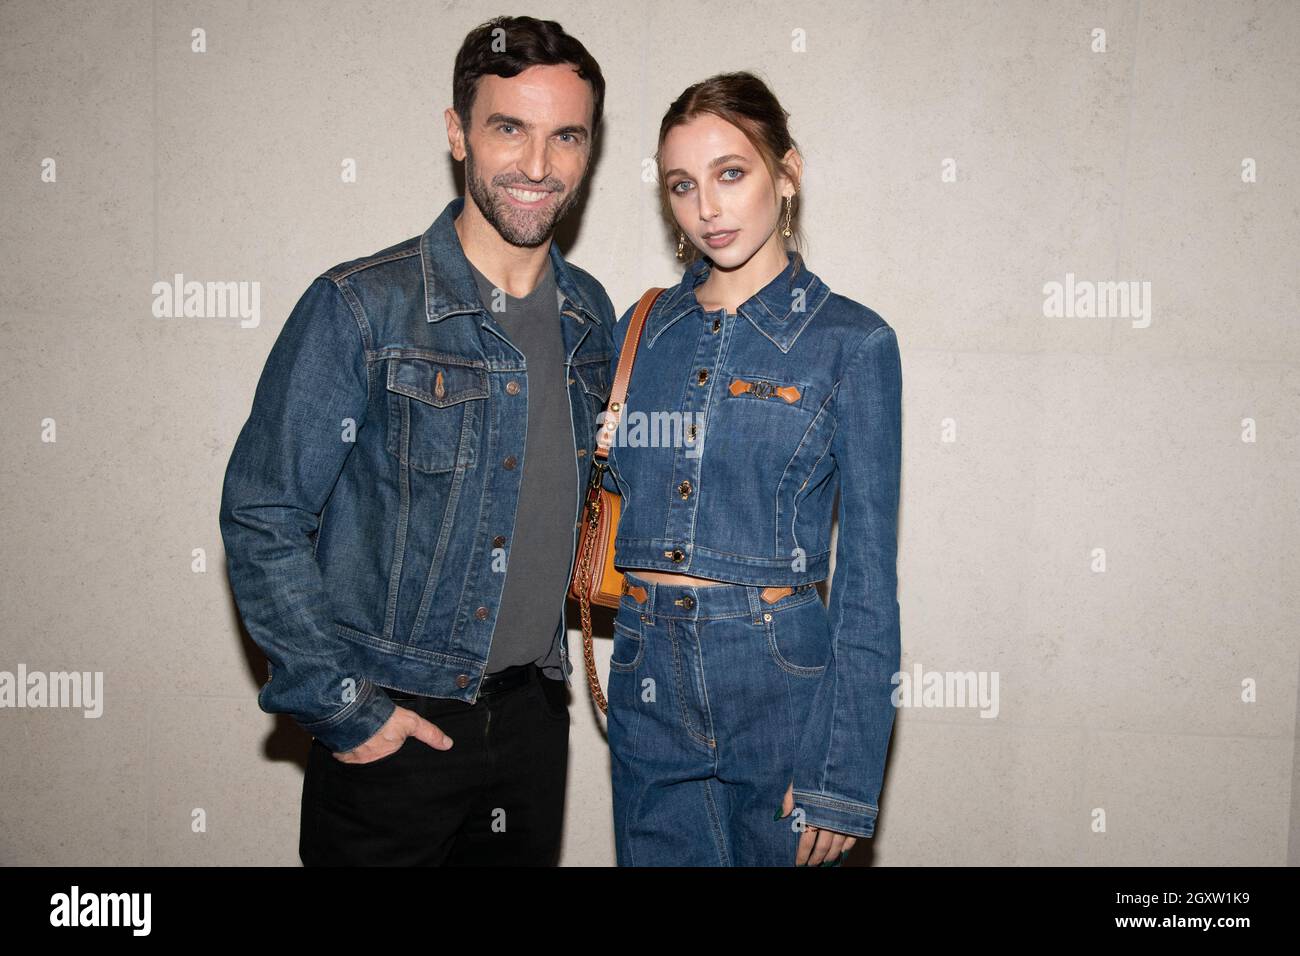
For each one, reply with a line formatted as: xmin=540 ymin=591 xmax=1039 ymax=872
xmin=640 ymin=577 xmax=655 ymax=625
xmin=745 ymin=585 xmax=764 ymax=625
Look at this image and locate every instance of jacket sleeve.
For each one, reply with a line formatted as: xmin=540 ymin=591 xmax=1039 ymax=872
xmin=790 ymin=323 xmax=903 ymax=838
xmin=599 ymin=302 xmax=636 ymax=493
xmin=218 ymin=275 xmax=396 ymax=753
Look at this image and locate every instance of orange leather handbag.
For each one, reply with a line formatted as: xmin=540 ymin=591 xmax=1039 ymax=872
xmin=569 ymin=286 xmax=666 ymax=714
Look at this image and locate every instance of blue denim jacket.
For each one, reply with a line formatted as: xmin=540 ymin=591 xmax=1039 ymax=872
xmin=602 ymin=251 xmax=902 ymax=837
xmin=219 ymin=195 xmax=615 ymax=753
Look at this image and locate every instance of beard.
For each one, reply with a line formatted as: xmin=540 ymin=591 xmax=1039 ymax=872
xmin=464 ymin=140 xmax=586 ymax=248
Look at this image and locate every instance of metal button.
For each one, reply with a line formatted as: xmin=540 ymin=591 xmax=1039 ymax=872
xmin=677 ymin=595 xmax=695 ymax=610
xmin=712 ymin=318 xmax=721 ymax=333
xmin=677 ymin=479 xmax=692 ymax=499
xmin=456 ymin=674 xmax=470 ymax=688
xmin=475 ymin=606 xmax=489 ymax=620
xmin=763 ymin=612 xmax=772 ymax=622
xmin=505 ymin=380 xmax=520 ymax=395
xmin=492 ymin=535 xmax=506 ymax=548
xmin=669 ymin=548 xmax=685 ymax=562
xmin=577 ymin=448 xmax=587 ymax=457
xmin=503 ymin=455 xmax=517 ymax=470
xmin=687 ymin=423 xmax=698 ymax=441
xmin=697 ymin=368 xmax=709 ymax=385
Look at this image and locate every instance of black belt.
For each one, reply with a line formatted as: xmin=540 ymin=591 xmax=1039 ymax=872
xmin=479 ymin=662 xmax=538 ymax=695
xmin=379 ymin=661 xmax=537 ymax=703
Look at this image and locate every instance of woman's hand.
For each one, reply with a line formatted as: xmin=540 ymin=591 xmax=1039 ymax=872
xmin=781 ymin=781 xmax=856 ymax=866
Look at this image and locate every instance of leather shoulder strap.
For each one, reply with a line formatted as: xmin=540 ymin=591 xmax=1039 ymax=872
xmin=595 ymin=286 xmax=667 ymax=459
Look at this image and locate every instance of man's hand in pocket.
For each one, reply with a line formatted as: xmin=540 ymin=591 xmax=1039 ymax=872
xmin=332 ymin=705 xmax=454 ymax=765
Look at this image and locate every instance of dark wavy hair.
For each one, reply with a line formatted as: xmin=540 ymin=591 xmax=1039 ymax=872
xmin=452 ymin=16 xmax=606 ymax=142
xmin=656 ymin=71 xmax=804 ymax=266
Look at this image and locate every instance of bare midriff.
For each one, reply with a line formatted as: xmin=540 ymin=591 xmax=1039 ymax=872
xmin=625 ymin=570 xmax=730 ymax=587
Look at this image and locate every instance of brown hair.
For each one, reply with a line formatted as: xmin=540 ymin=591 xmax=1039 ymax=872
xmin=452 ymin=16 xmax=606 ymax=143
xmin=656 ymin=71 xmax=804 ymax=266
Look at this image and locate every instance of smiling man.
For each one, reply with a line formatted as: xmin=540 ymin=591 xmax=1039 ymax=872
xmin=219 ymin=16 xmax=615 ymax=865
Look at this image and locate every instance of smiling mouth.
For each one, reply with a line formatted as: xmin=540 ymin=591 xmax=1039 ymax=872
xmin=504 ymin=186 xmax=552 ymax=203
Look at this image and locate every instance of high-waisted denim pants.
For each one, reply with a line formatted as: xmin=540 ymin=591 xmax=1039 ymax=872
xmin=607 ymin=570 xmax=830 ymax=866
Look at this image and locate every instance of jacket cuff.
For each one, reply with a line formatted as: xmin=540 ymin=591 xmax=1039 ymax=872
xmin=299 ymin=680 xmax=396 ymax=754
xmin=791 ymin=788 xmax=879 ymax=839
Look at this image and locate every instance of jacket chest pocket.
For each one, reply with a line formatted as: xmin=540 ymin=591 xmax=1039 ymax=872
xmin=571 ymin=358 xmax=611 ymax=432
xmin=385 ymin=356 xmax=488 ymax=474
xmin=710 ymin=370 xmax=817 ymax=467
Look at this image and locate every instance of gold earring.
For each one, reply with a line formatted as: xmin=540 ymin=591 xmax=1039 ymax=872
xmin=676 ymin=231 xmax=687 ymax=260
xmin=781 ymin=194 xmax=795 ymax=238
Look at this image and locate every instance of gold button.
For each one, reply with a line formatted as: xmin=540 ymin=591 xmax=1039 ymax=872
xmin=669 ymin=548 xmax=685 ymax=562
xmin=677 ymin=480 xmax=692 ymax=499
xmin=697 ymin=368 xmax=709 ymax=385
xmin=493 ymin=535 xmax=506 ymax=548
xmin=503 ymin=455 xmax=517 ymax=470
xmin=475 ymin=606 xmax=489 ymax=620
xmin=456 ymin=674 xmax=470 ymax=688
xmin=505 ymin=380 xmax=520 ymax=395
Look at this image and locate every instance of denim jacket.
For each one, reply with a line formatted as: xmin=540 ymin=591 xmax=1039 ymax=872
xmin=219 ymin=195 xmax=615 ymax=753
xmin=602 ymin=251 xmax=902 ymax=837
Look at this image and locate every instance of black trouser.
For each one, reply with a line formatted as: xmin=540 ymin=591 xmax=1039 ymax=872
xmin=299 ymin=662 xmax=570 ymax=866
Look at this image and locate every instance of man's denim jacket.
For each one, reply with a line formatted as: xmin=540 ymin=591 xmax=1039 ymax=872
xmin=219 ymin=195 xmax=615 ymax=753
xmin=601 ymin=251 xmax=903 ymax=838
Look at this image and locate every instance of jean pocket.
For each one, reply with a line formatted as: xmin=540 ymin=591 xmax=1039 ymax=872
xmin=610 ymin=619 xmax=645 ymax=672
xmin=764 ymin=597 xmax=829 ymax=677
xmin=324 ymin=734 xmax=411 ymax=771
xmin=535 ymin=674 xmax=570 ymax=721
xmin=385 ymin=355 xmax=487 ymax=474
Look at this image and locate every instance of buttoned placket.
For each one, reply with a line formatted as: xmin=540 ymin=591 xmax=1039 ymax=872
xmin=659 ymin=306 xmax=729 ymax=569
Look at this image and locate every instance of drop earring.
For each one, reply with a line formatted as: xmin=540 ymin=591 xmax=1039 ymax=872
xmin=781 ymin=193 xmax=796 ymax=238
xmin=676 ymin=231 xmax=687 ymax=260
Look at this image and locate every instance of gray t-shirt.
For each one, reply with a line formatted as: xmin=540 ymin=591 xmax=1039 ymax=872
xmin=467 ymin=257 xmax=575 ymax=677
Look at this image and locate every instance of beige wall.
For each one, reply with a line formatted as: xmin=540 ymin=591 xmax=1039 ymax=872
xmin=1 ymin=0 xmax=1296 ymax=866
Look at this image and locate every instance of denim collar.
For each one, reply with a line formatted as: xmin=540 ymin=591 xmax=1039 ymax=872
xmin=419 ymin=194 xmax=603 ymax=326
xmin=646 ymin=250 xmax=829 ymax=352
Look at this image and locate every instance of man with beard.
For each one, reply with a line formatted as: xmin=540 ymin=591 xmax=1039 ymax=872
xmin=219 ymin=16 xmax=615 ymax=865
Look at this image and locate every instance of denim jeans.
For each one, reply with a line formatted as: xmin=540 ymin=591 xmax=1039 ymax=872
xmin=607 ymin=570 xmax=831 ymax=866
xmin=299 ymin=663 xmax=569 ymax=865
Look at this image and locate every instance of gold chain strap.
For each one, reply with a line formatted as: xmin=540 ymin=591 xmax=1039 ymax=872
xmin=576 ymin=469 xmax=609 ymax=715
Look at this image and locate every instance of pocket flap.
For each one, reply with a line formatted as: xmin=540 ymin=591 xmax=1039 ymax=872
xmin=572 ymin=359 xmax=612 ymax=401
xmin=387 ymin=357 xmax=488 ymax=407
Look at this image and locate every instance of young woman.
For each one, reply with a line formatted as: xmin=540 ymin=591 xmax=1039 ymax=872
xmin=598 ymin=72 xmax=903 ymax=866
